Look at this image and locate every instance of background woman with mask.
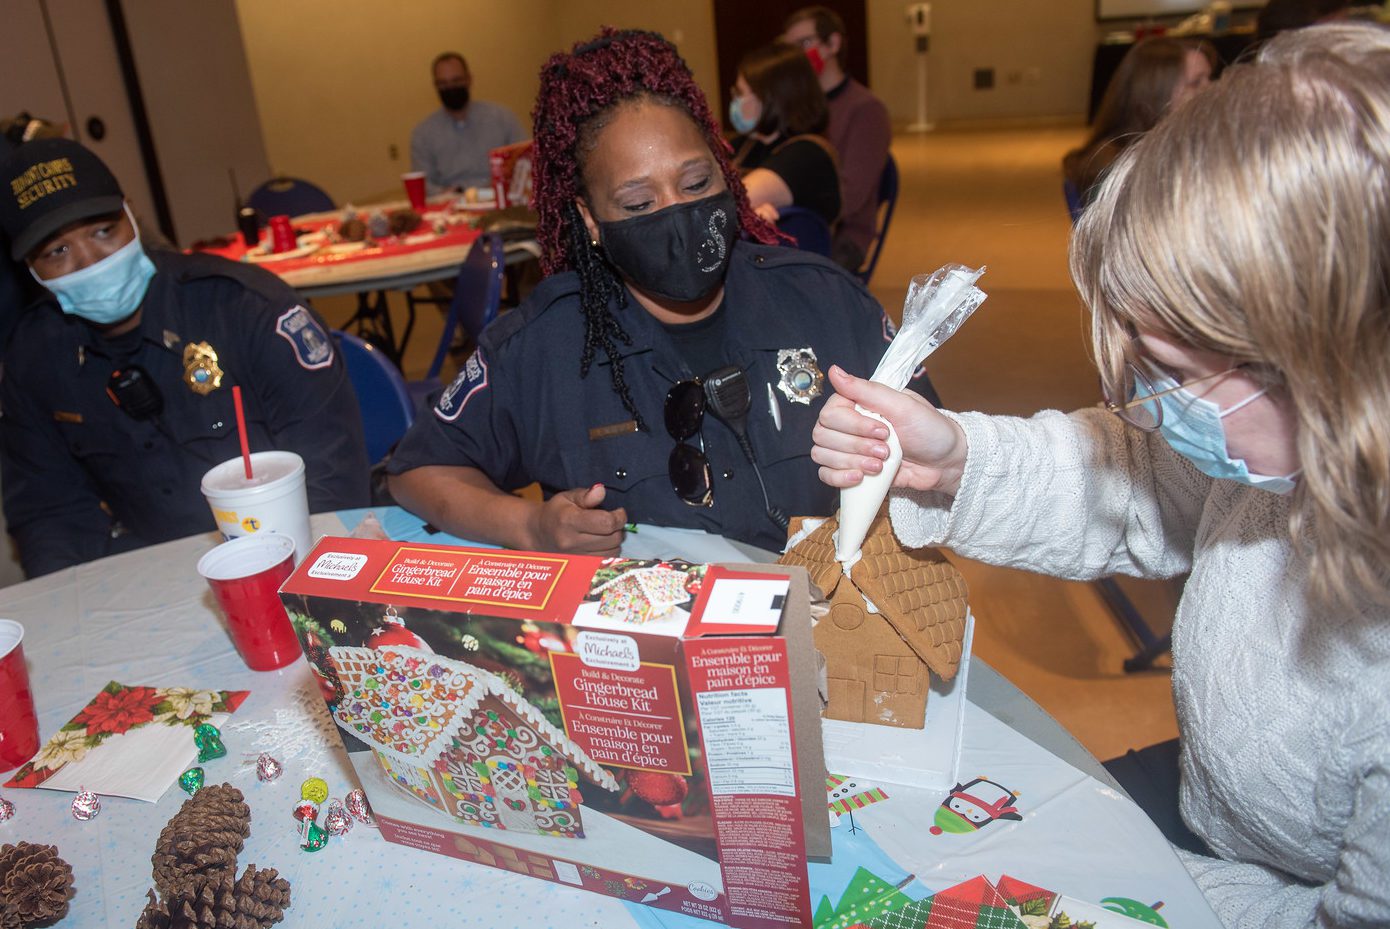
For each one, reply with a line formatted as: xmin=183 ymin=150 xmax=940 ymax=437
xmin=729 ymin=42 xmax=841 ymax=229
xmin=1062 ymin=36 xmax=1213 ymax=212
xmin=387 ymin=28 xmax=890 ymax=556
xmin=812 ymin=24 xmax=1389 ymax=928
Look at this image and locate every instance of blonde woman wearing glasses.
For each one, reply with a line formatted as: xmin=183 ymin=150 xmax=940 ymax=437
xmin=812 ymin=23 xmax=1388 ymax=929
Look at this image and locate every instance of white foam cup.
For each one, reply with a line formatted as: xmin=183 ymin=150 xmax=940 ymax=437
xmin=200 ymin=451 xmax=312 ymax=563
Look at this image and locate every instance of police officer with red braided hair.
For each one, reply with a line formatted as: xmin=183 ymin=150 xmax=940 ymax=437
xmin=388 ymin=29 xmax=911 ymax=556
xmin=0 ymin=138 xmax=370 ymax=577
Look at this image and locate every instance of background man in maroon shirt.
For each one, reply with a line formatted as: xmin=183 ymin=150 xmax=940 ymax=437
xmin=783 ymin=6 xmax=893 ymax=273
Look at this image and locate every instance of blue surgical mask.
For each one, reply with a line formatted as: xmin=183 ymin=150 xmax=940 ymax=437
xmin=729 ymin=96 xmax=759 ymax=134
xmin=1138 ymin=374 xmax=1299 ymax=494
xmin=30 ymin=207 xmax=156 ymax=326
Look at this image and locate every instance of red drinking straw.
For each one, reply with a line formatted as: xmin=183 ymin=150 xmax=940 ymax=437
xmin=232 ymin=385 xmax=253 ymax=480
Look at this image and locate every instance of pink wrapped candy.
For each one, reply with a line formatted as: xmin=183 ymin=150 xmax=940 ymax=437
xmin=0 ymin=796 xmax=14 ymax=822
xmin=71 ymin=788 xmax=101 ymax=821
xmin=344 ymin=788 xmax=375 ymax=826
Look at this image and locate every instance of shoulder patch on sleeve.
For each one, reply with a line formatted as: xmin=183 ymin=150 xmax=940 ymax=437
xmin=274 ymin=305 xmax=334 ymax=370
xmin=435 ymin=349 xmax=489 ymax=422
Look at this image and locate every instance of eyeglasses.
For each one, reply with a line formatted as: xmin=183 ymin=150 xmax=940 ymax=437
xmin=1104 ymin=362 xmax=1239 ymax=432
xmin=665 ymin=379 xmax=713 ymax=507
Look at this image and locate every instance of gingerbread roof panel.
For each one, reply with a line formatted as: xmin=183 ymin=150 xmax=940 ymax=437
xmin=778 ymin=516 xmax=844 ymax=597
xmin=850 ymin=514 xmax=969 ymax=680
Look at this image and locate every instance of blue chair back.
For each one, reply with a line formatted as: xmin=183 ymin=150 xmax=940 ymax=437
xmin=775 ymin=206 xmax=833 ymax=257
xmin=407 ymin=234 xmax=506 ymax=411
xmin=246 ymin=177 xmax=335 ymax=218
xmin=432 ymin=233 xmax=505 ymax=378
xmin=1063 ymin=178 xmax=1085 ymax=224
xmin=333 ymin=330 xmax=415 ymax=463
xmin=857 ymin=153 xmax=898 ymax=285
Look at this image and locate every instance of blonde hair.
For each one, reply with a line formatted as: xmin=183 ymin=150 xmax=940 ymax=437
xmin=1073 ymin=22 xmax=1390 ymax=607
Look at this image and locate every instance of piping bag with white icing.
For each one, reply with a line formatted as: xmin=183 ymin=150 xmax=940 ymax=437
xmin=835 ymin=264 xmax=987 ymax=563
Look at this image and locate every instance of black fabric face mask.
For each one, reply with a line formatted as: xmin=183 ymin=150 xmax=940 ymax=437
xmin=438 ymin=86 xmax=470 ymax=111
xmin=597 ymin=191 xmax=738 ymax=304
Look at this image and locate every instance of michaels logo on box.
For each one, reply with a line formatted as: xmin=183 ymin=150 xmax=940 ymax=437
xmin=308 ymin=552 xmax=369 ymax=581
xmin=576 ymin=631 xmax=640 ymax=672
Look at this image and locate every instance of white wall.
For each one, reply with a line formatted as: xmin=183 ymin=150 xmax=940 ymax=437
xmin=235 ymin=0 xmax=1116 ymax=201
xmin=234 ymin=0 xmax=556 ymax=204
xmin=868 ymin=0 xmax=1101 ymax=125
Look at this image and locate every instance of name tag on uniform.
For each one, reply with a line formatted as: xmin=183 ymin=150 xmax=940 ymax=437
xmin=588 ymin=420 xmax=639 ymax=442
xmin=53 ymin=411 xmax=83 ymax=424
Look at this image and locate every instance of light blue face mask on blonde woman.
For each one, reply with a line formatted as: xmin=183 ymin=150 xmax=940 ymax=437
xmin=29 ymin=205 xmax=156 ymax=326
xmin=1134 ymin=373 xmax=1300 ymax=494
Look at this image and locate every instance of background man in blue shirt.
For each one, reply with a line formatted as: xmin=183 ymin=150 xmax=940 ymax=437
xmin=410 ymin=52 xmax=524 ymax=196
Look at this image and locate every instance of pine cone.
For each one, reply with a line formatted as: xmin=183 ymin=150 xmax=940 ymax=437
xmin=0 ymin=842 xmax=75 ymax=927
xmin=141 ymin=864 xmax=290 ymax=929
xmin=0 ymin=905 xmax=22 ymax=929
xmin=151 ymin=784 xmax=251 ymax=898
xmin=134 ymin=889 xmax=170 ymax=929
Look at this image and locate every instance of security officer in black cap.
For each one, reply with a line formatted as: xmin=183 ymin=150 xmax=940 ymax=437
xmin=0 ymin=138 xmax=370 ymax=577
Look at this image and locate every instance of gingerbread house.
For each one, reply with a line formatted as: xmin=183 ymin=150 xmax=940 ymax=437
xmin=779 ymin=510 xmax=968 ymax=730
xmin=328 ymin=645 xmax=619 ymax=838
xmin=590 ymin=563 xmax=694 ymax=624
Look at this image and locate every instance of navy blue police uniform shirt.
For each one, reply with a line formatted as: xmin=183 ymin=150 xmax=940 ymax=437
xmin=0 ymin=249 xmax=372 ymax=578
xmin=387 ymin=240 xmax=895 ymax=554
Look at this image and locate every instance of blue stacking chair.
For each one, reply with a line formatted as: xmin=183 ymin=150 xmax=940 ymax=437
xmin=857 ymin=154 xmax=899 ymax=285
xmin=246 ymin=177 xmax=335 ymax=218
xmin=775 ymin=206 xmax=833 ymax=257
xmin=333 ymin=330 xmax=415 ymax=464
xmin=407 ymin=233 xmax=506 ymax=411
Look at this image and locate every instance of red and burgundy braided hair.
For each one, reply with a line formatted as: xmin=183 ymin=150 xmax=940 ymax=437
xmin=530 ymin=28 xmax=778 ymax=428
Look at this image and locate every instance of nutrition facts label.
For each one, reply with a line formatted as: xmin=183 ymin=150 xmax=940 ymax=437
xmin=695 ymin=687 xmax=795 ymax=797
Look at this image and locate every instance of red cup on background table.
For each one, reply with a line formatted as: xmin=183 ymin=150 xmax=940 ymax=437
xmin=402 ymin=171 xmax=427 ymax=212
xmin=197 ymin=534 xmax=301 ymax=671
xmin=0 ymin=620 xmax=40 ymax=773
xmin=268 ymin=214 xmax=296 ymax=254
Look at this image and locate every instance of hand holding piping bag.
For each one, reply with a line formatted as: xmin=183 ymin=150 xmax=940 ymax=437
xmin=814 ymin=264 xmax=986 ymax=563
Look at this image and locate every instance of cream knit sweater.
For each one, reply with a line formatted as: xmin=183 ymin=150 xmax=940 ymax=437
xmin=888 ymin=409 xmax=1390 ymax=929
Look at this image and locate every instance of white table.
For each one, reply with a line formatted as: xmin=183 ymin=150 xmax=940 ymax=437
xmin=0 ymin=511 xmax=1222 ymax=929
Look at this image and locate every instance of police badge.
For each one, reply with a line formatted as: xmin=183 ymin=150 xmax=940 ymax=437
xmin=776 ymin=347 xmax=824 ymax=404
xmin=182 ymin=342 xmax=224 ymax=395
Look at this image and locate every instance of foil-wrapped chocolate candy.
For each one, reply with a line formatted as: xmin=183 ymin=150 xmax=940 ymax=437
xmin=179 ymin=767 xmax=205 ymax=796
xmin=0 ymin=796 xmax=14 ymax=822
xmin=256 ymin=753 xmax=283 ymax=783
xmin=344 ymin=788 xmax=375 ymax=826
xmin=324 ymin=799 xmax=353 ymax=837
xmin=71 ymin=788 xmax=101 ymax=821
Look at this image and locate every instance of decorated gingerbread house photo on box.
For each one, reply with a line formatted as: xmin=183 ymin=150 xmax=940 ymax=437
xmin=281 ymin=538 xmax=831 ymax=929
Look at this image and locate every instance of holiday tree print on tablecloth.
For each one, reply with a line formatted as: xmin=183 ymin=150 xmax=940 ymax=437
xmin=5 ymin=682 xmax=248 ymax=789
xmin=867 ymin=875 xmax=1027 ymax=929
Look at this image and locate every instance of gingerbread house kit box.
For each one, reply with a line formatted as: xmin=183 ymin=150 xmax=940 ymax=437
xmin=280 ymin=537 xmax=829 ymax=929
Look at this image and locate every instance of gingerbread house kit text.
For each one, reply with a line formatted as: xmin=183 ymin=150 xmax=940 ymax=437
xmin=281 ymin=538 xmax=829 ymax=929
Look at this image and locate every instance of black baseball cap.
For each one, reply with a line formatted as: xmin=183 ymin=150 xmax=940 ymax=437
xmin=1 ymin=137 xmax=124 ymax=260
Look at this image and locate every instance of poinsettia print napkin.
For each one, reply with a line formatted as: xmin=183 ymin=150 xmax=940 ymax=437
xmin=4 ymin=682 xmax=248 ymax=802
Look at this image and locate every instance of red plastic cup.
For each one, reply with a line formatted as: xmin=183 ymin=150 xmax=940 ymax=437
xmin=268 ymin=214 xmax=296 ymax=254
xmin=402 ymin=171 xmax=427 ymax=212
xmin=0 ymin=620 xmax=40 ymax=773
xmin=197 ymin=534 xmax=301 ymax=671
